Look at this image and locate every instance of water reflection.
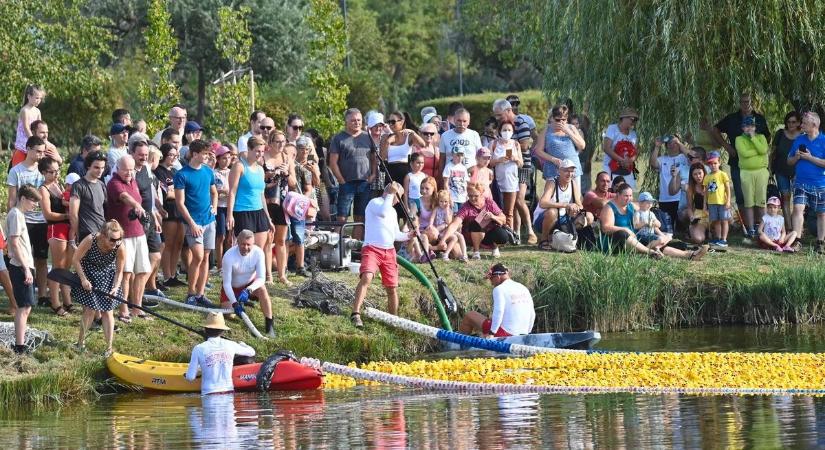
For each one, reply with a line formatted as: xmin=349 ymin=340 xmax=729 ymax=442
xmin=1 ymin=388 xmax=824 ymax=449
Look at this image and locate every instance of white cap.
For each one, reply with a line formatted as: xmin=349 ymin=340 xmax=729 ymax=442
xmin=366 ymin=111 xmax=385 ymax=128
xmin=65 ymin=173 xmax=81 ymax=185
xmin=421 ymin=112 xmax=440 ymax=125
xmin=420 ymin=106 xmax=437 ymax=122
xmin=560 ymin=159 xmax=577 ymax=169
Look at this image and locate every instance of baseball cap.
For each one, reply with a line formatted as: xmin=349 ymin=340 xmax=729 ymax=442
xmin=453 ymin=148 xmax=465 ymax=154
xmin=110 ymin=123 xmax=127 ymax=135
xmin=421 ymin=112 xmax=441 ymax=125
xmin=638 ymin=191 xmax=655 ymax=202
xmin=476 ymin=147 xmax=491 ymax=158
xmin=767 ymin=196 xmax=781 ymax=206
xmin=366 ymin=111 xmax=385 ymax=128
xmin=707 ymin=151 xmax=721 ymax=162
xmin=742 ymin=115 xmax=756 ymax=126
xmin=65 ymin=173 xmax=81 ymax=185
xmin=559 ymin=159 xmax=577 ymax=169
xmin=184 ymin=121 xmax=203 ymax=134
xmin=485 ymin=263 xmax=509 ymax=279
xmin=420 ymin=106 xmax=437 ymax=122
xmin=215 ymin=145 xmax=230 ymax=156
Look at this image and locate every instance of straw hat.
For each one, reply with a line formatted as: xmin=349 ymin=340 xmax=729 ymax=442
xmin=619 ymin=107 xmax=639 ymax=119
xmin=203 ymin=312 xmax=231 ymax=331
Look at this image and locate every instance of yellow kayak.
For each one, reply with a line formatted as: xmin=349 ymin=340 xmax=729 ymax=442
xmin=106 ymin=352 xmax=324 ymax=393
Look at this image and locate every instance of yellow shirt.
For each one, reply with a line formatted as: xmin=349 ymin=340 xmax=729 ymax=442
xmin=703 ymin=170 xmax=731 ymax=205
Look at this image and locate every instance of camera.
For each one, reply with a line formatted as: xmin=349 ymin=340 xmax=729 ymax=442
xmin=128 ymin=208 xmax=150 ymax=227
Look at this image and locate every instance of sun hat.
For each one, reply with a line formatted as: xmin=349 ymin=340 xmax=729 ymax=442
xmin=203 ymin=312 xmax=231 ymax=331
xmin=619 ymin=107 xmax=640 ymax=120
xmin=638 ymin=191 xmax=655 ymax=202
xmin=767 ymin=196 xmax=781 ymax=206
xmin=485 ymin=263 xmax=509 ymax=279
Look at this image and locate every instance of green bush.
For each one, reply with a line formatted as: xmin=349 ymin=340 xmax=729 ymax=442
xmin=415 ymin=90 xmax=549 ymax=130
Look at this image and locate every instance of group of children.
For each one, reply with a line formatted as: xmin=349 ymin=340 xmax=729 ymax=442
xmin=635 ymin=150 xmax=797 ymax=254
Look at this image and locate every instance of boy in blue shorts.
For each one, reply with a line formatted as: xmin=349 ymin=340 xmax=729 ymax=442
xmin=702 ymin=151 xmax=732 ymax=247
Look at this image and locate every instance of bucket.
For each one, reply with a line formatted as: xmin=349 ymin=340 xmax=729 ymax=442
xmin=348 ymin=263 xmax=361 ymax=274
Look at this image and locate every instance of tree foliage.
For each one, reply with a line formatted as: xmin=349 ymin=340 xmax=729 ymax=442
xmin=136 ymin=0 xmax=181 ymax=133
xmin=0 ymin=0 xmax=112 ymax=111
xmin=207 ymin=6 xmax=254 ymax=141
xmin=305 ymin=0 xmax=349 ymax=137
xmin=495 ymin=1 xmax=825 ymax=137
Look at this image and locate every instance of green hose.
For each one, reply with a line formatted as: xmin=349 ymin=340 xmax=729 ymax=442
xmin=396 ymin=255 xmax=452 ymax=331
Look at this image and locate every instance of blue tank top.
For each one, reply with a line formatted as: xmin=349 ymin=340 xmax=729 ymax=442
xmin=608 ymin=201 xmax=635 ymax=228
xmin=543 ymin=132 xmax=583 ymax=178
xmin=234 ymin=158 xmax=265 ymax=212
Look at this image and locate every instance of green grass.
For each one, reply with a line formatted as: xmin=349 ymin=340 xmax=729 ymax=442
xmin=3 ymin=239 xmax=825 ymax=406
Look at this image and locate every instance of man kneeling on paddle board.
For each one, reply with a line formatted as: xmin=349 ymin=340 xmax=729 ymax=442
xmin=185 ymin=312 xmax=256 ymax=395
xmin=220 ymin=229 xmax=275 ymax=337
xmin=458 ymin=263 xmax=535 ymax=337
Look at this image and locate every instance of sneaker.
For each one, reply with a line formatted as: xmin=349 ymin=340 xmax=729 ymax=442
xmin=196 ymin=295 xmax=216 ymax=308
xmin=792 ymin=240 xmax=802 ymax=252
xmin=350 ymin=312 xmax=364 ymax=328
xmin=205 ymin=281 xmax=214 ymax=289
xmin=294 ymin=267 xmax=310 ymax=277
xmin=209 ymin=267 xmax=220 ymax=275
xmin=165 ymin=277 xmax=186 ymax=287
xmin=716 ymin=240 xmax=728 ymax=248
xmin=142 ymin=298 xmax=160 ymax=308
xmin=491 ymin=247 xmax=501 ymax=258
xmin=185 ymin=295 xmax=199 ymax=306
xmin=156 ymin=280 xmax=169 ymax=292
xmin=471 ymin=251 xmax=481 ymax=260
xmin=144 ymin=289 xmax=166 ymax=299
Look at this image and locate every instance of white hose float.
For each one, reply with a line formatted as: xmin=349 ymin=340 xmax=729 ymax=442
xmin=363 ymin=307 xmax=585 ymax=356
xmin=301 ymin=357 xmax=825 ymax=397
xmin=145 ymin=295 xmax=266 ymax=339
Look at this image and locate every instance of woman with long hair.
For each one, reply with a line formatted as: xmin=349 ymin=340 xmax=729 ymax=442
xmin=154 ymin=143 xmax=186 ymax=287
xmin=38 ymin=157 xmax=73 ymax=315
xmin=685 ymin=163 xmax=709 ymax=244
xmin=264 ymin=131 xmax=297 ymax=286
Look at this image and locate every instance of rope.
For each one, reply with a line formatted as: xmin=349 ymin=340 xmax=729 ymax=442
xmin=301 ymin=357 xmax=825 ymax=397
xmin=363 ymin=307 xmax=585 ymax=356
xmin=0 ymin=322 xmax=50 ymax=352
xmin=144 ymin=295 xmax=265 ymax=339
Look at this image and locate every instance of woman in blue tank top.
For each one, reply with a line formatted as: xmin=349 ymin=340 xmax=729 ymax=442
xmin=599 ymin=183 xmax=708 ymax=260
xmin=227 ymin=136 xmax=273 ymax=264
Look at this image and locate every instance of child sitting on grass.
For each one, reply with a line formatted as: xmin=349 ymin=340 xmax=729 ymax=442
xmin=633 ymin=191 xmax=672 ymax=251
xmin=430 ymin=190 xmax=468 ymax=261
xmin=758 ymin=196 xmax=797 ymax=252
xmin=703 ymin=151 xmax=732 ymax=247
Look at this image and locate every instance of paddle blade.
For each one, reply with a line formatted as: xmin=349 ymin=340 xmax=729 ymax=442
xmin=437 ymin=279 xmax=459 ymax=314
xmin=48 ymin=268 xmax=81 ymax=287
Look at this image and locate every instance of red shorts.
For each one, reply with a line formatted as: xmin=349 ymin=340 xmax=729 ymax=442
xmin=482 ymin=319 xmax=513 ymax=337
xmin=360 ymin=245 xmax=398 ymax=288
xmin=220 ymin=280 xmax=253 ymax=306
xmin=11 ymin=149 xmax=27 ymax=168
xmin=47 ymin=223 xmax=70 ymax=241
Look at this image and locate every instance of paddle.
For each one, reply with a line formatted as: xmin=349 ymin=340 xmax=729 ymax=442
xmin=373 ymin=151 xmax=459 ymax=314
xmin=47 ymin=268 xmax=206 ymax=338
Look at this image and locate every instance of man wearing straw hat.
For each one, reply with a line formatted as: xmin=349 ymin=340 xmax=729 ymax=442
xmin=184 ymin=312 xmax=256 ymax=395
xmin=458 ymin=263 xmax=535 ymax=338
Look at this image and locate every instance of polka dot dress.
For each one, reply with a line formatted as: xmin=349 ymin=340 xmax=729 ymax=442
xmin=71 ymin=234 xmax=122 ymax=311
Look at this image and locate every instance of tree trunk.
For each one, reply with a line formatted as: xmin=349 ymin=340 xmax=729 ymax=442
xmin=197 ymin=60 xmax=206 ymax=124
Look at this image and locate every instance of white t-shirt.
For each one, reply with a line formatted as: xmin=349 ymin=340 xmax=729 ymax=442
xmin=363 ymin=195 xmax=409 ymax=249
xmin=492 ymin=141 xmax=520 ymax=193
xmin=108 ymin=145 xmax=128 ymax=175
xmin=237 ymin=131 xmax=253 ymax=154
xmin=6 ymin=207 xmax=33 ymax=269
xmin=656 ymin=154 xmax=688 ymax=202
xmin=490 ymin=279 xmax=535 ymax=335
xmin=442 ymin=161 xmax=469 ymax=203
xmin=184 ymin=337 xmax=256 ymax=395
xmin=439 ymin=129 xmax=481 ymax=168
xmin=407 ymin=171 xmax=426 ymax=200
xmin=601 ymin=123 xmax=638 ymax=173
xmin=634 ymin=209 xmax=657 ymax=236
xmin=761 ymin=214 xmax=784 ymax=241
xmin=7 ymin=162 xmax=45 ymax=223
xmin=221 ymin=245 xmax=266 ymax=303
xmin=553 ymin=181 xmax=573 ymax=217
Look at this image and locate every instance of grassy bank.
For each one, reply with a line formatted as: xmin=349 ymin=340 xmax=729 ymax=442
xmin=2 ymin=242 xmax=825 ymax=406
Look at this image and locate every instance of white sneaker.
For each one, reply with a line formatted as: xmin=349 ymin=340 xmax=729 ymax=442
xmin=491 ymin=248 xmax=501 ymax=258
xmin=471 ymin=251 xmax=481 ymax=260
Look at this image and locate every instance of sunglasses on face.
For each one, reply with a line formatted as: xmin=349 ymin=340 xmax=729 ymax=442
xmin=509 ymin=101 xmax=520 ymax=107
xmin=291 ymin=125 xmax=304 ymax=131
xmin=107 ymin=236 xmax=123 ymax=244
xmin=260 ymin=126 xmax=273 ymax=130
xmin=421 ymin=132 xmax=436 ymax=137
xmin=387 ymin=119 xmax=402 ymax=126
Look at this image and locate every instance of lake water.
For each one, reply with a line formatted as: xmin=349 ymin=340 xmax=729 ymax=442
xmin=2 ymin=326 xmax=824 ymax=449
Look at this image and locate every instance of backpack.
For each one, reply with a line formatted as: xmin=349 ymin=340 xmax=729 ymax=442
xmin=608 ymin=140 xmax=637 ymax=176
xmin=282 ymin=191 xmax=312 ymax=222
xmin=651 ymin=206 xmax=674 ymax=234
xmin=550 ymin=177 xmax=578 ymax=253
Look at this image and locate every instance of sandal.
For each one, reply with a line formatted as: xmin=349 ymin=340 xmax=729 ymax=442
xmin=538 ymin=240 xmax=553 ymax=251
xmin=64 ymin=303 xmax=75 ymax=313
xmin=50 ymin=305 xmax=68 ymax=317
xmin=527 ymin=233 xmax=538 ymax=245
xmin=117 ymin=314 xmax=132 ymax=324
xmin=136 ymin=312 xmax=155 ymax=321
xmin=689 ymin=245 xmax=709 ymax=261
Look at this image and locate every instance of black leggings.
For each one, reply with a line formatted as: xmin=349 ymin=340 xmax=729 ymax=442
xmin=468 ymin=221 xmax=509 ymax=246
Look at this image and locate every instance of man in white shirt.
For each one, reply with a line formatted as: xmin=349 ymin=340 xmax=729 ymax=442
xmin=439 ymin=108 xmax=482 ymax=173
xmin=220 ymin=230 xmax=275 ymax=337
xmin=237 ymin=110 xmax=266 ymax=154
xmin=458 ymin=263 xmax=535 ymax=337
xmin=185 ymin=312 xmax=256 ymax=395
xmin=107 ymin=123 xmax=129 ymax=174
xmin=350 ymin=182 xmax=415 ymax=328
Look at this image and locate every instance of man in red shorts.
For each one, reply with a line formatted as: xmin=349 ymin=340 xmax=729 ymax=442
xmin=351 ymin=182 xmax=415 ymax=328
xmin=458 ymin=263 xmax=535 ymax=337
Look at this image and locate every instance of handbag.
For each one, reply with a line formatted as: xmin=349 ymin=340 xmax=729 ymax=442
xmin=550 ymin=177 xmax=578 ymax=252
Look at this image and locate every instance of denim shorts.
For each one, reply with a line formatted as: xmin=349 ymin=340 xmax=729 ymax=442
xmin=793 ymin=184 xmax=825 ymax=213
xmin=336 ymin=180 xmax=370 ymax=219
xmin=290 ymin=219 xmax=306 ymax=245
xmin=775 ymin=174 xmax=792 ymax=195
xmin=707 ymin=204 xmax=732 ymax=222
